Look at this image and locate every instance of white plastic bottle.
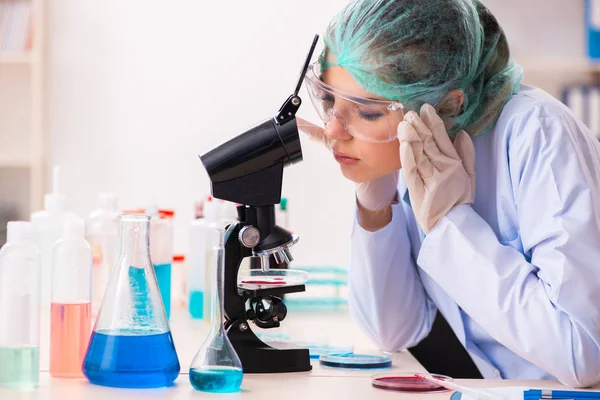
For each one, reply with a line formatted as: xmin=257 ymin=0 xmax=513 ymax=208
xmin=30 ymin=166 xmax=80 ymax=309
xmin=171 ymin=254 xmax=187 ymax=311
xmin=187 ymin=197 xmax=220 ymax=320
xmin=146 ymin=207 xmax=174 ymax=320
xmin=50 ymin=219 xmax=92 ymax=378
xmin=85 ymin=193 xmax=119 ymax=315
xmin=0 ymin=222 xmax=41 ymax=389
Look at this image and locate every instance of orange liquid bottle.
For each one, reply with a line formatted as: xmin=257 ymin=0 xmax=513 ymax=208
xmin=50 ymin=303 xmax=91 ymax=377
xmin=50 ymin=220 xmax=92 ymax=378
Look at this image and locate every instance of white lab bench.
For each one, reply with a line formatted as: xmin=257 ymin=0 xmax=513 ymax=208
xmin=0 ymin=310 xmax=595 ymax=399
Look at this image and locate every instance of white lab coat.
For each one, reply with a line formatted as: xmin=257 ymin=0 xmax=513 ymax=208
xmin=348 ymin=85 xmax=600 ymax=387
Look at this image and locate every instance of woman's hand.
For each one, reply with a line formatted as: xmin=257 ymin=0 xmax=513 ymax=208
xmin=354 ymin=171 xmax=398 ymax=231
xmin=296 ymin=117 xmax=327 ymax=144
xmin=398 ymin=104 xmax=476 ymax=234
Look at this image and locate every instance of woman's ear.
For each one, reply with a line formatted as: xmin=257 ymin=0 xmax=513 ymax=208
xmin=435 ymin=89 xmax=464 ymax=118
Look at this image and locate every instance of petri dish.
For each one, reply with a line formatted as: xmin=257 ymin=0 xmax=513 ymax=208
xmin=255 ymin=331 xmax=292 ymax=342
xmin=303 ymin=344 xmax=354 ymax=359
xmin=319 ymin=352 xmax=392 ymax=369
xmin=237 ymin=269 xmax=308 ymax=290
xmin=371 ymin=373 xmax=453 ymax=393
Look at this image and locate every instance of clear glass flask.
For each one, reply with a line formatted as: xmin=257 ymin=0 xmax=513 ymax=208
xmin=189 ymin=226 xmax=243 ymax=393
xmin=83 ymin=214 xmax=180 ymax=388
xmin=0 ymin=222 xmax=41 ymax=389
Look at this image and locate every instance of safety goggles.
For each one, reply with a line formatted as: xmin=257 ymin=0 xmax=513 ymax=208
xmin=304 ymin=62 xmax=405 ymax=143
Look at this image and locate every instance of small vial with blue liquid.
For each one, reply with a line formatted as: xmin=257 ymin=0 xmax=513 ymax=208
xmin=83 ymin=214 xmax=180 ymax=388
xmin=189 ymin=225 xmax=243 ymax=393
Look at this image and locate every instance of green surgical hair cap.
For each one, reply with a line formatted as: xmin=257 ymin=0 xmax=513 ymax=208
xmin=321 ymin=0 xmax=523 ymax=136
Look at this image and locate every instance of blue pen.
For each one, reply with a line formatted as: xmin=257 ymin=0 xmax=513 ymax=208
xmin=526 ymin=397 xmax=597 ymax=400
xmin=525 ymin=397 xmax=597 ymax=400
xmin=525 ymin=389 xmax=600 ymax=399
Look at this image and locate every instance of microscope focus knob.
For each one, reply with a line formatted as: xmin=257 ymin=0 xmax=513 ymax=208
xmin=239 ymin=225 xmax=261 ymax=248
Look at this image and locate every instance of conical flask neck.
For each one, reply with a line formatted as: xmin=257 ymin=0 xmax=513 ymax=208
xmin=117 ymin=215 xmax=151 ymax=268
xmin=210 ymin=228 xmax=226 ymax=336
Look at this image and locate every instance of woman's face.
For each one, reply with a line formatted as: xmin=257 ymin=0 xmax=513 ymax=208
xmin=320 ymin=66 xmax=402 ymax=183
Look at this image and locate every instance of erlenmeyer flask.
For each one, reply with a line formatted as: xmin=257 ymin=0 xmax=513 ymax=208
xmin=189 ymin=225 xmax=243 ymax=393
xmin=83 ymin=214 xmax=180 ymax=388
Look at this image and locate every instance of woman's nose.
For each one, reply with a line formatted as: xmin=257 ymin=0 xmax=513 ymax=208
xmin=324 ymin=110 xmax=352 ymax=140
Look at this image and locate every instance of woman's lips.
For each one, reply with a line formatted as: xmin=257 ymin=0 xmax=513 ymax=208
xmin=333 ymin=150 xmax=359 ymax=166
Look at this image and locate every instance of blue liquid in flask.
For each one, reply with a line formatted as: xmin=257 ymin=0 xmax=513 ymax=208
xmin=83 ymin=329 xmax=180 ymax=388
xmin=189 ymin=366 xmax=243 ymax=393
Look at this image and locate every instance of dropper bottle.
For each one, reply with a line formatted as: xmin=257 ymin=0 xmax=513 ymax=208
xmin=30 ymin=166 xmax=80 ymax=309
xmin=0 ymin=222 xmax=41 ymax=388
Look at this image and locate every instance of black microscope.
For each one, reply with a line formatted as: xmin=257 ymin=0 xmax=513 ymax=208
xmin=199 ymin=35 xmax=319 ymax=373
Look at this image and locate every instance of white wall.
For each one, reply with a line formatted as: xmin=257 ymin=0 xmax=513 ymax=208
xmin=486 ymin=0 xmax=585 ymax=61
xmin=46 ymin=0 xmax=590 ymax=267
xmin=46 ymin=0 xmax=355 ymax=267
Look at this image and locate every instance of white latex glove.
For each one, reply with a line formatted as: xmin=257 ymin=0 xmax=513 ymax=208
xmin=354 ymin=172 xmax=398 ymax=211
xmin=296 ymin=117 xmax=327 ymax=145
xmin=296 ymin=117 xmax=398 ymax=212
xmin=398 ymin=104 xmax=476 ymax=233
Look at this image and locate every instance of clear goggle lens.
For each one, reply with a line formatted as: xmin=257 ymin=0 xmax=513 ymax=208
xmin=304 ymin=62 xmax=404 ymax=143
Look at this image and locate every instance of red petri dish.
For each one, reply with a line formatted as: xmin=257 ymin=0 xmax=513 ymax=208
xmin=240 ymin=279 xmax=287 ymax=285
xmin=371 ymin=373 xmax=453 ymax=393
xmin=237 ymin=269 xmax=307 ymax=290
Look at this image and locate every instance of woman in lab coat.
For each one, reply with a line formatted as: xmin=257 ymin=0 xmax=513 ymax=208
xmin=298 ymin=0 xmax=600 ymax=388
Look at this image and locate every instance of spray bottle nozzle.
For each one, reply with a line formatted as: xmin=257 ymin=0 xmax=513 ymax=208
xmin=44 ymin=166 xmax=67 ymax=214
xmin=52 ymin=166 xmax=60 ymax=194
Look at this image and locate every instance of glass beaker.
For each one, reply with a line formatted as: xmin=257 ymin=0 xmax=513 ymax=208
xmin=82 ymin=214 xmax=180 ymax=388
xmin=189 ymin=225 xmax=243 ymax=393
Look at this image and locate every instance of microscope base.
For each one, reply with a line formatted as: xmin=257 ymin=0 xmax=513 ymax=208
xmin=227 ymin=321 xmax=312 ymax=373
